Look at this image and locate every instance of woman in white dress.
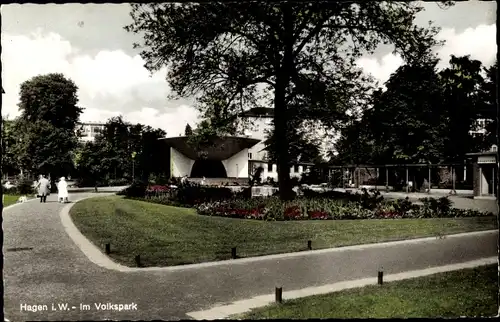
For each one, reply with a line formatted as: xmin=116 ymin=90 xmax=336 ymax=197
xmin=57 ymin=177 xmax=69 ymax=203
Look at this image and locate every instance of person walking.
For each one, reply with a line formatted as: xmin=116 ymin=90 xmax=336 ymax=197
xmin=57 ymin=177 xmax=69 ymax=203
xmin=36 ymin=174 xmax=51 ymax=203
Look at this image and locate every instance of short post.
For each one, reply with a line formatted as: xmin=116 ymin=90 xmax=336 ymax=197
xmin=378 ymin=271 xmax=383 ymax=285
xmin=105 ymin=243 xmax=110 ymax=254
xmin=275 ymin=287 xmax=283 ymax=303
xmin=385 ymin=167 xmax=389 ymax=192
xmin=428 ymin=166 xmax=431 ymax=194
xmin=135 ymin=254 xmax=141 ymax=267
xmin=231 ymin=247 xmax=237 ymax=259
xmin=307 ymin=240 xmax=312 ymax=250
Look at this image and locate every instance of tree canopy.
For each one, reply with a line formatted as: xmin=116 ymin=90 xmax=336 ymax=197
xmin=16 ymin=73 xmax=83 ymax=181
xmin=1 ymin=118 xmax=21 ymax=176
xmin=125 ymin=1 xmax=450 ymax=199
xmin=75 ymin=116 xmax=167 ymax=185
xmin=332 ymin=56 xmax=497 ymax=166
xmin=18 ymin=73 xmax=83 ymax=130
xmin=184 ymin=123 xmax=193 ymax=136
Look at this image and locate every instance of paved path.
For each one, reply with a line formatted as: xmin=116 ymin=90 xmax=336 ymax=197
xmin=3 ymin=194 xmax=498 ymax=321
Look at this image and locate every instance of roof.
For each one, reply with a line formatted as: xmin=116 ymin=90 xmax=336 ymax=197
xmin=239 ymin=107 xmax=274 ymax=118
xmin=160 ymin=136 xmax=261 ymax=160
xmin=465 ymin=151 xmax=498 ymax=157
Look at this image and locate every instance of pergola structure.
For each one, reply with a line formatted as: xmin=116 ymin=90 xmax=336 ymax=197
xmin=325 ymin=163 xmax=469 ymax=194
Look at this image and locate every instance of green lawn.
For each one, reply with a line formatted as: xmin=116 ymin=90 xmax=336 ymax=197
xmin=69 ymin=196 xmax=498 ymax=267
xmin=3 ymin=194 xmax=22 ymax=208
xmin=238 ymin=265 xmax=498 ymax=319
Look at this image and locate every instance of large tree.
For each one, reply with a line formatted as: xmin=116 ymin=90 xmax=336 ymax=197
xmin=334 ymin=55 xmax=494 ymax=166
xmin=439 ymin=55 xmax=488 ymax=161
xmin=16 ymin=73 xmax=83 ymax=182
xmin=125 ymin=1 xmax=449 ymax=199
xmin=18 ymin=73 xmax=82 ymax=130
xmin=477 ymin=61 xmax=497 ymax=151
xmin=334 ymin=59 xmax=446 ymax=165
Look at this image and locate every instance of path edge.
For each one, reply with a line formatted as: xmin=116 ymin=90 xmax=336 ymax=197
xmin=59 ymin=194 xmax=134 ymax=272
xmin=186 ymin=256 xmax=498 ymax=320
xmin=60 ymin=196 xmax=498 ymax=273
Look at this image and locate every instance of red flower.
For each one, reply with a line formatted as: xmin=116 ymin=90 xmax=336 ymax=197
xmin=308 ymin=210 xmax=329 ymax=220
xmin=284 ymin=206 xmax=302 ymax=219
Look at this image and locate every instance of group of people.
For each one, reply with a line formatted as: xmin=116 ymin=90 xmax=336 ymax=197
xmin=35 ymin=175 xmax=69 ymax=203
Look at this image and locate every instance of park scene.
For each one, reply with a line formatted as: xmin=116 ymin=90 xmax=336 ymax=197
xmin=1 ymin=2 xmax=498 ymax=321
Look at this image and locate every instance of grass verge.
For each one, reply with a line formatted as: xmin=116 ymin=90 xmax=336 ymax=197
xmin=69 ymin=196 xmax=498 ymax=267
xmin=3 ymin=194 xmax=24 ymax=208
xmin=237 ymin=264 xmax=498 ymax=318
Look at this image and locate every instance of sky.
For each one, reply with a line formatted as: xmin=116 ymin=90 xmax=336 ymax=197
xmin=1 ymin=2 xmax=497 ymax=138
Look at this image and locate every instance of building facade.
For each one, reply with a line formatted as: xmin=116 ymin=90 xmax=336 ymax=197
xmin=76 ymin=122 xmax=105 ymax=142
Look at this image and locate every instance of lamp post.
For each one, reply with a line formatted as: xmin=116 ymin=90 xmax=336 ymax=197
xmin=131 ymin=152 xmax=136 ymax=181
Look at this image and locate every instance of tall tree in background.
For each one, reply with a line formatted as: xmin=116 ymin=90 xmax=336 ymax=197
xmin=79 ymin=116 xmax=167 ymax=183
xmin=125 ymin=2 xmax=449 ymax=199
xmin=184 ymin=123 xmax=193 ymax=136
xmin=334 ymin=55 xmax=497 ymax=166
xmin=477 ymin=61 xmax=497 ymax=150
xmin=16 ymin=73 xmax=82 ymax=182
xmin=1 ymin=118 xmax=21 ymax=177
xmin=439 ymin=55 xmax=487 ymax=161
xmin=334 ymin=60 xmax=446 ymax=165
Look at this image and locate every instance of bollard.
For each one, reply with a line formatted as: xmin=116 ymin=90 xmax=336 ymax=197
xmin=275 ymin=287 xmax=283 ymax=303
xmin=135 ymin=255 xmax=141 ymax=267
xmin=307 ymin=240 xmax=312 ymax=250
xmin=231 ymin=247 xmax=237 ymax=259
xmin=378 ymin=271 xmax=383 ymax=285
xmin=105 ymin=243 xmax=110 ymax=254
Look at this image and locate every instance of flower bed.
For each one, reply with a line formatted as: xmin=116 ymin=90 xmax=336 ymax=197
xmin=195 ymin=196 xmax=493 ymax=221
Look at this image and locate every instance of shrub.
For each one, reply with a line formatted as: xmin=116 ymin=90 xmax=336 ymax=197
xmin=3 ymin=180 xmax=34 ymax=195
xmin=3 ymin=187 xmax=18 ymax=195
xmin=17 ymin=179 xmax=35 ymax=195
xmin=175 ymin=181 xmax=234 ymax=205
xmin=119 ymin=180 xmax=148 ymax=198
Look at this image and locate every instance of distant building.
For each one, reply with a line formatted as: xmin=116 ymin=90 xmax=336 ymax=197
xmin=76 ymin=121 xmax=105 ymax=142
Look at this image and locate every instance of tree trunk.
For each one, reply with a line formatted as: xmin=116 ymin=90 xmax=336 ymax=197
xmin=274 ymin=83 xmax=293 ymax=200
xmin=274 ymin=5 xmax=295 ymax=201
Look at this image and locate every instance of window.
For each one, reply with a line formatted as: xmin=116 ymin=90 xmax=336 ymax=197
xmin=248 ymin=153 xmax=252 ymax=159
xmin=294 ymin=165 xmax=299 ymax=173
xmin=268 ymin=163 xmax=273 ymax=172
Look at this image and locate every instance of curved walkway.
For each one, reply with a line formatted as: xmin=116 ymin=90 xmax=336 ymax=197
xmin=3 ymin=194 xmax=498 ymax=321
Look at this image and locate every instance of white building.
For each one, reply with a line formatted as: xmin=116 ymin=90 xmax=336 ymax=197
xmin=162 ymin=107 xmax=308 ymax=181
xmin=76 ymin=122 xmax=105 ymax=142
